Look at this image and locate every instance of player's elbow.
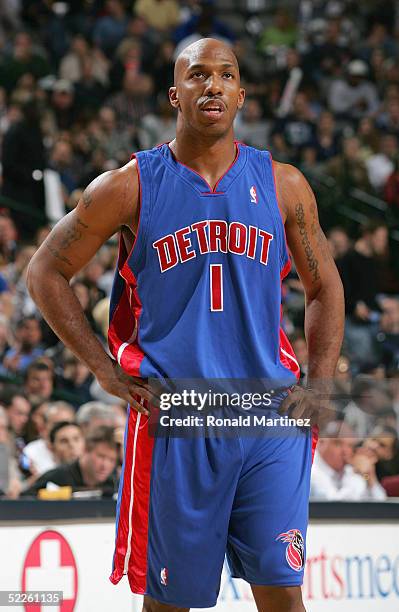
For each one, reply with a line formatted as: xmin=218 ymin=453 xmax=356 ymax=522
xmin=306 ymin=268 xmax=344 ymax=307
xmin=26 ymin=253 xmax=40 ymax=300
xmin=26 ymin=251 xmax=50 ymax=301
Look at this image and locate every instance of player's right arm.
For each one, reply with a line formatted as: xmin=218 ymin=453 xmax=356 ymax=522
xmin=26 ymin=160 xmax=152 ymax=414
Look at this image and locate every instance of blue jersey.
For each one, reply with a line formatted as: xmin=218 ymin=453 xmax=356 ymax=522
xmin=109 ymin=143 xmax=314 ymax=603
xmin=108 ymin=142 xmax=299 ymax=383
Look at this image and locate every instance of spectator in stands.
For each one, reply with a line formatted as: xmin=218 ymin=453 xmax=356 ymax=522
xmin=374 ymin=297 xmax=399 ymax=371
xmin=327 ymin=59 xmax=380 ymax=120
xmin=1 ymin=99 xmax=46 ymax=238
xmin=327 ymin=136 xmax=371 ymax=192
xmin=28 ymin=401 xmax=49 ymax=444
xmin=289 ymin=330 xmax=308 ymax=380
xmin=332 ymin=354 xmax=352 ymax=419
xmin=93 ymin=0 xmax=129 ymax=56
xmin=344 ymin=377 xmax=392 ymax=438
xmin=71 ymin=280 xmax=102 ymax=335
xmin=97 ymin=106 xmax=133 ymax=165
xmin=327 ymin=227 xmax=351 ymax=260
xmin=135 ymin=0 xmax=180 ymax=32
xmin=258 ymin=8 xmax=297 ymax=55
xmin=388 ymin=369 xmax=399 ymax=419
xmin=0 ymin=388 xmax=31 ymax=481
xmin=0 ymin=406 xmax=22 ymax=499
xmin=57 ymin=351 xmax=94 ymax=408
xmin=74 ymin=56 xmax=108 ymax=114
xmin=23 ymin=425 xmax=119 ymax=497
xmin=0 ymin=31 xmax=50 ymax=93
xmin=310 ymin=422 xmax=386 ymax=500
xmin=305 ymin=17 xmax=351 ymax=83
xmin=79 ymin=148 xmax=110 ymax=190
xmin=1 ymin=388 xmax=31 ymax=443
xmin=48 ymin=421 xmax=85 ymax=465
xmin=76 ymin=401 xmax=119 ymax=435
xmin=48 ymin=139 xmax=79 ymax=197
xmin=139 ymin=95 xmax=177 ymax=150
xmin=24 ymin=359 xmax=54 ymax=407
xmin=23 ymin=401 xmax=76 ymax=476
xmin=110 ymin=37 xmax=148 ymax=93
xmin=1 ymin=317 xmax=43 ymax=376
xmin=357 ymin=117 xmax=381 ymax=158
xmin=174 ymin=0 xmax=235 ymax=54
xmin=357 ymin=425 xmax=399 ymax=482
xmin=0 ymin=316 xmax=12 ymax=364
xmin=152 ymin=40 xmax=176 ymax=98
xmin=377 ymin=98 xmax=399 ymax=138
xmin=365 ymin=133 xmax=398 ymax=192
xmin=234 ymin=98 xmax=269 ymax=150
xmin=272 ymin=92 xmax=316 ymax=162
xmin=50 ymin=80 xmax=77 ymax=131
xmin=0 ymin=213 xmax=18 ymax=266
xmin=107 ymin=71 xmax=154 ymax=129
xmin=384 ymin=156 xmax=399 ymax=213
xmin=313 ymin=111 xmax=340 ymax=163
xmin=59 ymin=35 xmax=109 ymax=87
xmin=338 ymin=220 xmax=388 ymax=365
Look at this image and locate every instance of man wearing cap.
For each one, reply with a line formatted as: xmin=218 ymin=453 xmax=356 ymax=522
xmin=328 ymin=59 xmax=380 ymax=120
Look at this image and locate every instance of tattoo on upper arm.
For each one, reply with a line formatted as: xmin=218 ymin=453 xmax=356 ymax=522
xmin=295 ymin=202 xmax=320 ymax=282
xmin=46 ymin=218 xmax=89 ymax=266
xmin=310 ymin=194 xmax=333 ymax=263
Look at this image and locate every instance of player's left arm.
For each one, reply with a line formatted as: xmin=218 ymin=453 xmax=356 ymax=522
xmin=274 ymin=162 xmax=345 ymax=420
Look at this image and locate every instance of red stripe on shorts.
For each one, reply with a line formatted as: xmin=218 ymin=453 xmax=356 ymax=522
xmin=110 ymin=398 xmax=154 ymax=593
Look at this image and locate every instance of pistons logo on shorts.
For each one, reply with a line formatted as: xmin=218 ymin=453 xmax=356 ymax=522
xmin=160 ymin=567 xmax=168 ymax=586
xmin=276 ymin=529 xmax=305 ymax=571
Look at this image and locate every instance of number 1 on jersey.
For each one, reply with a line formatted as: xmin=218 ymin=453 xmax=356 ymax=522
xmin=210 ymin=264 xmax=223 ymax=311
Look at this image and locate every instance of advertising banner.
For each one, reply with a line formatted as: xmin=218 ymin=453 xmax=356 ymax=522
xmin=0 ymin=520 xmax=398 ymax=611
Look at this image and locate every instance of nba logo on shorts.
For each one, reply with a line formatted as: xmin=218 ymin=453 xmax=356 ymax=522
xmin=160 ymin=567 xmax=168 ymax=586
xmin=276 ymin=529 xmax=305 ymax=572
xmin=250 ymin=185 xmax=258 ymax=203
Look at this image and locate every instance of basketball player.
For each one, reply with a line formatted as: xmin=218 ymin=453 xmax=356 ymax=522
xmin=27 ymin=39 xmax=344 ymax=612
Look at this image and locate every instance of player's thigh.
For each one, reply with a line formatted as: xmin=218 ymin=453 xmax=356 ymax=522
xmin=227 ymin=426 xmax=314 ymax=585
xmin=143 ymin=594 xmax=189 ymax=612
xmin=251 ymin=585 xmax=305 ymax=612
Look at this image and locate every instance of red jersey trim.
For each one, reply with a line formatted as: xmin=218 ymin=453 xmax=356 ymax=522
xmin=108 ymin=156 xmax=145 ymax=377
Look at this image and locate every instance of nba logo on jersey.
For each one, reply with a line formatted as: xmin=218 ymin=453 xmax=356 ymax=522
xmin=160 ymin=567 xmax=168 ymax=586
xmin=250 ymin=185 xmax=258 ymax=203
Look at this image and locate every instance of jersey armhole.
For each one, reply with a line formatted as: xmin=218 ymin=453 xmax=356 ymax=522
xmin=261 ymin=151 xmax=291 ymax=273
xmin=120 ymin=152 xmax=151 ymax=281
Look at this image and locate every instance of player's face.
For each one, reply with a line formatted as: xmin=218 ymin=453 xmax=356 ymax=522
xmin=170 ymin=48 xmax=245 ymax=136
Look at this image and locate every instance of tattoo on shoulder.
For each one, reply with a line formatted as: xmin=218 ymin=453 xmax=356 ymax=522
xmin=46 ymin=218 xmax=88 ymax=266
xmin=295 ymin=202 xmax=320 ymax=282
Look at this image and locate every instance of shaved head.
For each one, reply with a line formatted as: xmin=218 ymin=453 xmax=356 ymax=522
xmin=174 ymin=38 xmax=239 ymax=85
xmin=169 ymin=37 xmax=244 ymax=140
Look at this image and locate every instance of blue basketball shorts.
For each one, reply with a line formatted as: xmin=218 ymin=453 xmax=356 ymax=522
xmin=110 ymin=400 xmax=316 ymax=608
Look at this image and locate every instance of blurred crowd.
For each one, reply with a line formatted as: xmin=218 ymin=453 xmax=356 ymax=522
xmin=0 ymin=0 xmax=398 ymax=501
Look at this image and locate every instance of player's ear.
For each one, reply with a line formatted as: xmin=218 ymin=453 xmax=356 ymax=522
xmin=169 ymin=86 xmax=179 ymax=109
xmin=237 ymin=87 xmax=245 ymax=110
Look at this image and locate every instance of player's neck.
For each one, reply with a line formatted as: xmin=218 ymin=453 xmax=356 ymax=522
xmin=170 ymin=129 xmax=237 ymax=191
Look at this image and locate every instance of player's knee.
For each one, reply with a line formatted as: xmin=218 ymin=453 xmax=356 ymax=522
xmin=142 ymin=595 xmax=189 ymax=612
xmin=252 ymin=585 xmax=305 ymax=611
